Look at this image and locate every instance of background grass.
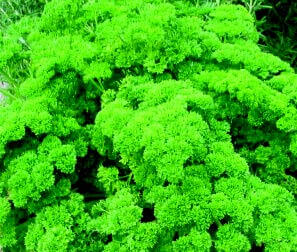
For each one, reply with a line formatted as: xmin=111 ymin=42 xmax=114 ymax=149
xmin=0 ymin=0 xmax=45 ymax=29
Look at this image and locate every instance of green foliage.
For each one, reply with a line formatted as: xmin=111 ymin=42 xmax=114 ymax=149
xmin=0 ymin=0 xmax=297 ymax=251
xmin=0 ymin=0 xmax=45 ymax=29
xmin=257 ymin=1 xmax=297 ymax=68
xmin=198 ymin=0 xmax=297 ymax=68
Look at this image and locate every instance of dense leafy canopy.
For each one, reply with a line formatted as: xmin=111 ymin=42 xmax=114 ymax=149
xmin=0 ymin=0 xmax=297 ymax=251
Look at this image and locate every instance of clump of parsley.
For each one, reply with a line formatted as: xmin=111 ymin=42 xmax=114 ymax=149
xmin=0 ymin=1 xmax=297 ymax=251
